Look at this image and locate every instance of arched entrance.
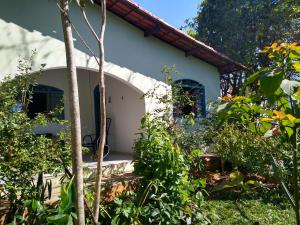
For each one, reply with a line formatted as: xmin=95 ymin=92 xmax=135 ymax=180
xmin=92 ymin=75 xmax=145 ymax=154
xmin=34 ymin=67 xmax=147 ymax=154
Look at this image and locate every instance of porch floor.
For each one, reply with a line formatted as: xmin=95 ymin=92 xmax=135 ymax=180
xmin=83 ymin=152 xmax=134 ymax=177
xmin=83 ymin=151 xmax=133 ymax=163
xmin=45 ymin=152 xmax=134 ymax=202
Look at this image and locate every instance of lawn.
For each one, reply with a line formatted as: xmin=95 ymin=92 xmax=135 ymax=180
xmin=205 ymin=189 xmax=295 ymax=225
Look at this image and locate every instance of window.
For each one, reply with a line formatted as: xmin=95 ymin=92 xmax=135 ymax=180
xmin=28 ymin=85 xmax=64 ymax=119
xmin=173 ymin=79 xmax=205 ymax=118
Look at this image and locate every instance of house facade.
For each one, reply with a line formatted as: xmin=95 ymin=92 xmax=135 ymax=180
xmin=0 ymin=0 xmax=243 ymax=154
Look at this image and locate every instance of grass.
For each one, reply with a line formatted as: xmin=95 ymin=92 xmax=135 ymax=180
xmin=204 ymin=189 xmax=295 ymax=225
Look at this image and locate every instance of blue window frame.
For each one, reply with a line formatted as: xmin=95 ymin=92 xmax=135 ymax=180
xmin=28 ymin=85 xmax=64 ymax=119
xmin=173 ymin=79 xmax=206 ymax=118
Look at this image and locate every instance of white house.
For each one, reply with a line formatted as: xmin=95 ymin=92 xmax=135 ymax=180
xmin=0 ymin=0 xmax=244 ymax=155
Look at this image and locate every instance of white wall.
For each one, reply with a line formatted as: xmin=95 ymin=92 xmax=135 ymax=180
xmin=105 ymin=76 xmax=145 ymax=153
xmin=0 ymin=0 xmax=221 ymax=152
xmin=0 ymin=0 xmax=220 ymax=102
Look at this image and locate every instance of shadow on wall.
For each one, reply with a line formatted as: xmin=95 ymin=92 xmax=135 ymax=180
xmin=0 ymin=0 xmax=100 ymax=72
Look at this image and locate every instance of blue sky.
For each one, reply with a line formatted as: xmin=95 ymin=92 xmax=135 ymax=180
xmin=133 ymin=0 xmax=202 ymax=28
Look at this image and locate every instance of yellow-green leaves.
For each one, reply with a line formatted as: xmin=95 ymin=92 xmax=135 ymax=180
xmin=293 ymin=87 xmax=300 ymax=102
xmin=261 ymin=110 xmax=296 ymax=123
xmin=294 ymin=62 xmax=300 ymax=72
xmin=261 ymin=110 xmax=297 ymax=138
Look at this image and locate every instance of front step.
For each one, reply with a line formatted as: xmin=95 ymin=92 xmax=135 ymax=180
xmin=45 ymin=159 xmax=134 ymax=203
xmin=84 ymin=160 xmax=134 ymax=180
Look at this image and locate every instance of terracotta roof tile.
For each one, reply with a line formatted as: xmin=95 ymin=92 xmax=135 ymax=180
xmin=96 ymin=0 xmax=246 ymax=73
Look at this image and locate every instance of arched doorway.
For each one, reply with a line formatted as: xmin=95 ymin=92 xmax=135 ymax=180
xmin=33 ymin=67 xmax=148 ymax=154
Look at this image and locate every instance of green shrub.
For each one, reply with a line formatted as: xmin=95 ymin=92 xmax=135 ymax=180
xmin=100 ymin=67 xmax=213 ymax=224
xmin=100 ymin=116 xmax=210 ymax=225
xmin=211 ymin=122 xmax=291 ymax=179
xmin=0 ymin=58 xmax=71 ymax=222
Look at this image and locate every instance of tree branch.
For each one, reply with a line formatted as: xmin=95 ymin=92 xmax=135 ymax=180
xmin=93 ymin=0 xmax=107 ymax=221
xmin=57 ymin=3 xmax=100 ymax=66
xmin=79 ymin=6 xmax=101 ymax=43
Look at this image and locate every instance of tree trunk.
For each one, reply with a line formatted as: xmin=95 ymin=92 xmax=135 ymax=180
xmin=59 ymin=0 xmax=85 ymax=224
xmin=93 ymin=0 xmax=107 ymax=222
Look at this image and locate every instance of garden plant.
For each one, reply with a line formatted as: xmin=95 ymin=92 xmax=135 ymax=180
xmin=216 ymin=43 xmax=300 ymax=224
xmin=0 ymin=58 xmax=72 ymax=224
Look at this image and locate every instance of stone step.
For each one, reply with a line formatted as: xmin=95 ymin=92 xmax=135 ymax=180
xmin=45 ymin=159 xmax=134 ymax=202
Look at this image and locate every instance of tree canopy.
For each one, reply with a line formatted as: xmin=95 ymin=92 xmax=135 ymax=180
xmin=185 ymin=0 xmax=299 ymax=95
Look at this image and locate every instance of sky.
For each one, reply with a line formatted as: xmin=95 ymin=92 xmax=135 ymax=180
xmin=132 ymin=0 xmax=202 ymax=28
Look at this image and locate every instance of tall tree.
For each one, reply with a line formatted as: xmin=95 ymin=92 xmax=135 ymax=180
xmin=75 ymin=0 xmax=107 ymax=221
xmin=91 ymin=0 xmax=107 ymax=221
xmin=59 ymin=0 xmax=85 ymax=224
xmin=185 ymin=0 xmax=299 ymax=95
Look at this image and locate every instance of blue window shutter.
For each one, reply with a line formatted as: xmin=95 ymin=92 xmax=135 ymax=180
xmin=174 ymin=79 xmax=206 ymax=118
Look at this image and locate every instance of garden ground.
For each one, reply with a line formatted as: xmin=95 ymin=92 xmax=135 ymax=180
xmin=206 ymin=199 xmax=293 ymax=225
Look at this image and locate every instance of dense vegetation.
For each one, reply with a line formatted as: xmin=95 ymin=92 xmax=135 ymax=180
xmin=1 ymin=0 xmax=299 ymax=222
xmin=2 ymin=45 xmax=300 ymax=224
xmin=0 ymin=59 xmax=72 ymax=224
xmin=213 ymin=43 xmax=300 ymax=224
xmin=184 ymin=0 xmax=299 ymax=95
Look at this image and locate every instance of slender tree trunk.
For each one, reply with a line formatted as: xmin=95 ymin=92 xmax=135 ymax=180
xmin=60 ymin=0 xmax=85 ymax=224
xmin=292 ymin=128 xmax=299 ymax=225
xmin=93 ymin=0 xmax=107 ymax=222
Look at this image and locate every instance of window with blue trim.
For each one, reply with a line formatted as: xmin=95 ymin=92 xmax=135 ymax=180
xmin=28 ymin=85 xmax=64 ymax=119
xmin=173 ymin=79 xmax=205 ymax=118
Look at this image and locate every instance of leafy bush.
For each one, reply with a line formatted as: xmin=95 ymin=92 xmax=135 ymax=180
xmin=216 ymin=43 xmax=300 ymax=224
xmin=0 ymin=58 xmax=71 ymax=222
xmin=101 ymin=116 xmax=210 ymax=225
xmin=99 ymin=67 xmax=215 ymax=224
xmin=211 ymin=123 xmax=290 ymax=178
xmin=134 ymin=116 xmax=207 ymax=224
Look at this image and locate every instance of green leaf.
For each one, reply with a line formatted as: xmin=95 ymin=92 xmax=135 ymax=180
xmin=293 ymin=89 xmax=300 ymax=102
xmin=245 ymin=180 xmax=256 ymax=185
xmin=285 ymin=127 xmax=294 ymax=138
xmin=293 ymin=62 xmax=300 ymax=72
xmin=23 ymin=200 xmax=32 ymax=208
xmin=260 ymin=73 xmax=283 ymax=102
xmin=290 ymin=49 xmax=300 ymax=59
xmin=47 ymin=214 xmax=69 ymax=223
xmin=67 ymin=215 xmax=73 ymax=225
xmin=245 ymin=68 xmax=270 ymax=86
xmin=229 ymin=171 xmax=243 ymax=183
xmin=280 ymin=79 xmax=300 ymax=95
xmin=111 ymin=215 xmax=120 ymax=225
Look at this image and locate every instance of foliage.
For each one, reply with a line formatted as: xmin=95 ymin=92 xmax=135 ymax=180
xmin=7 ymin=178 xmax=77 ymax=225
xmin=217 ymin=43 xmax=300 ymax=224
xmin=211 ymin=123 xmax=291 ymax=179
xmin=204 ymin=190 xmax=294 ymax=225
xmin=47 ymin=178 xmax=77 ymax=225
xmin=135 ymin=116 xmax=208 ymax=224
xmin=184 ymin=0 xmax=300 ymax=95
xmin=99 ymin=66 xmax=212 ymax=224
xmin=143 ymin=65 xmax=194 ymax=119
xmin=0 ymin=58 xmax=71 ymax=222
xmin=101 ymin=116 xmax=209 ymax=225
xmin=7 ymin=199 xmax=48 ymax=225
xmin=141 ymin=66 xmax=209 ymax=177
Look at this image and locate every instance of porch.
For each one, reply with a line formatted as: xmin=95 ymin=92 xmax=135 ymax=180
xmin=32 ymin=67 xmax=147 ymax=157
